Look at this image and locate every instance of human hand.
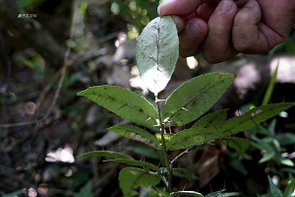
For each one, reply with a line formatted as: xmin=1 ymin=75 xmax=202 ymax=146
xmin=158 ymin=0 xmax=295 ymax=63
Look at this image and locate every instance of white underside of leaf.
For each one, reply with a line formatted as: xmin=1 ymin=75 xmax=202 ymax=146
xmin=140 ymin=64 xmax=171 ymax=94
xmin=136 ymin=16 xmax=179 ymax=95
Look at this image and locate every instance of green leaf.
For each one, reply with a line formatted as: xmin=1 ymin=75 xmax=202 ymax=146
xmin=219 ymin=137 xmax=250 ymax=154
xmin=262 ymin=62 xmax=279 ymax=105
xmin=126 ymin=146 xmax=161 ymax=160
xmin=155 ymin=133 xmax=173 ymax=141
xmin=108 ymin=125 xmax=160 ymax=149
xmin=149 ymin=190 xmax=169 ymax=197
xmin=75 ymin=181 xmax=93 ymax=197
xmin=77 ymin=85 xmax=157 ymax=128
xmin=166 ymin=103 xmax=294 ymax=151
xmin=284 ymin=178 xmax=295 ymax=197
xmin=172 ymin=168 xmax=193 ymax=181
xmin=220 ymin=103 xmax=295 ymax=135
xmin=166 ymin=128 xmax=216 ymax=151
xmin=276 ymin=133 xmax=295 ymax=146
xmin=268 ymin=176 xmax=283 ymax=197
xmin=162 ymin=73 xmax=234 ymax=126
xmin=281 ymin=167 xmax=295 ymax=175
xmin=279 ymin=158 xmax=294 ymax=167
xmin=105 ymin=158 xmax=160 ymax=172
xmin=205 ymin=190 xmax=225 ymax=197
xmin=259 ymin=150 xmax=275 ymax=163
xmin=1 ymin=189 xmax=25 ymax=197
xmin=192 ymin=109 xmax=228 ymax=129
xmin=136 ymin=16 xmax=179 ymax=95
xmin=170 ymin=191 xmax=204 ymax=197
xmin=78 ymin=150 xmax=133 ymax=160
xmin=119 ymin=167 xmax=161 ymax=197
xmin=206 ymin=191 xmax=240 ymax=197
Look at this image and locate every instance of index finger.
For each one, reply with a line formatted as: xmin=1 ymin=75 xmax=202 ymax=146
xmin=158 ymin=0 xmax=248 ymax=16
xmin=158 ymin=0 xmax=206 ymax=16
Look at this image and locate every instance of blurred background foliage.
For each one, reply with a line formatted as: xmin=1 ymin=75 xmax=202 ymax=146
xmin=0 ymin=0 xmax=294 ymax=196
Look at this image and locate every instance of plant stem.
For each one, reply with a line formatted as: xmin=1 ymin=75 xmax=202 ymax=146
xmin=170 ymin=148 xmax=190 ymax=167
xmin=156 ymin=97 xmax=172 ymax=192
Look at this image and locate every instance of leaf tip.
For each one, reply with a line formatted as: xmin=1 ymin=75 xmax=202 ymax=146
xmin=76 ymin=153 xmax=87 ymax=159
xmin=77 ymin=89 xmax=87 ymax=97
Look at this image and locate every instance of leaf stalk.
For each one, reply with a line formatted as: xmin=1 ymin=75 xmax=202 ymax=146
xmin=156 ymin=96 xmax=172 ymax=192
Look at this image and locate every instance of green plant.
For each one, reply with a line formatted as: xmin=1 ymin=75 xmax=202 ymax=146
xmin=77 ymin=16 xmax=295 ymax=196
xmin=259 ymin=177 xmax=295 ymax=197
xmin=111 ymin=0 xmax=160 ymax=31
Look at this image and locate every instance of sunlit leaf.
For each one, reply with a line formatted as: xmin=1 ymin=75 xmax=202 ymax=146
xmin=136 ymin=16 xmax=179 ymax=95
xmin=108 ymin=125 xmax=160 ymax=149
xmin=105 ymin=158 xmax=160 ymax=172
xmin=162 ymin=73 xmax=234 ymax=126
xmin=78 ymin=150 xmax=133 ymax=160
xmin=192 ymin=109 xmax=228 ymax=129
xmin=170 ymin=191 xmax=204 ymax=197
xmin=119 ymin=167 xmax=161 ymax=197
xmin=220 ymin=103 xmax=295 ymax=135
xmin=78 ymin=85 xmax=158 ymax=128
xmin=155 ymin=133 xmax=173 ymax=141
xmin=268 ymin=176 xmax=283 ymax=197
xmin=279 ymin=158 xmax=294 ymax=167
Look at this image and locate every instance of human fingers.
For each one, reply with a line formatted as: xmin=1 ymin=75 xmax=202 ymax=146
xmin=158 ymin=0 xmax=205 ymax=16
xmin=196 ymin=2 xmax=215 ymax=21
xmin=233 ymin=0 xmax=283 ymax=53
xmin=202 ymin=0 xmax=238 ymax=63
xmin=196 ymin=0 xmax=248 ymax=22
xmin=257 ymin=0 xmax=295 ymax=38
xmin=179 ymin=18 xmax=208 ymax=57
xmin=171 ymin=16 xmax=185 ymax=33
xmin=157 ymin=0 xmax=248 ymax=17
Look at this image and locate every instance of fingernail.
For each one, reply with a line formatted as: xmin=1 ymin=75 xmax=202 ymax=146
xmin=157 ymin=0 xmax=170 ymax=16
xmin=218 ymin=0 xmax=234 ymax=13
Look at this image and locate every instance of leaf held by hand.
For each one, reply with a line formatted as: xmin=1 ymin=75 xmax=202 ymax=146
xmin=136 ymin=16 xmax=179 ymax=95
